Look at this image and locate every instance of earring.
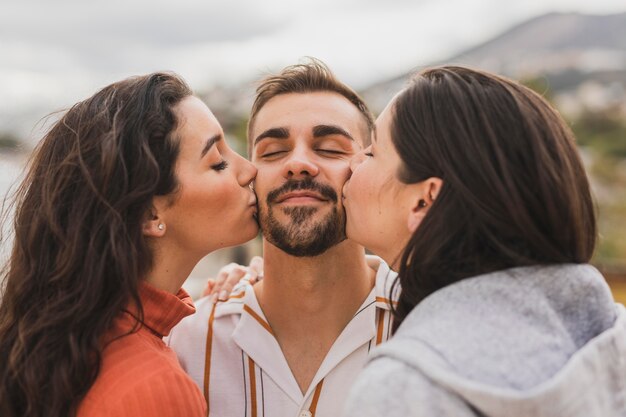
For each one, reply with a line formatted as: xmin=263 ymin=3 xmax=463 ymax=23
xmin=158 ymin=223 xmax=165 ymax=231
xmin=418 ymin=200 xmax=427 ymax=208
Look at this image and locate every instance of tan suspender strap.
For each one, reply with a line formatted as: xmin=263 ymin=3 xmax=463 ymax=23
xmin=203 ymin=305 xmax=217 ymax=414
xmin=248 ymin=357 xmax=258 ymax=417
xmin=309 ymin=379 xmax=324 ymax=417
xmin=376 ymin=309 xmax=385 ymax=345
xmin=243 ymin=304 xmax=274 ymax=335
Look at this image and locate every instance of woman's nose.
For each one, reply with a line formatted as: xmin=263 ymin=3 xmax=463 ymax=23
xmin=237 ymin=154 xmax=257 ymax=187
xmin=349 ymin=149 xmax=367 ymax=172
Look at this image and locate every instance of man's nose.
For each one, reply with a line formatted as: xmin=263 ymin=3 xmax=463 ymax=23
xmin=283 ymin=150 xmax=319 ymax=179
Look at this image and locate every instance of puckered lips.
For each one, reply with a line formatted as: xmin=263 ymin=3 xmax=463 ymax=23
xmin=248 ymin=198 xmax=258 ymax=211
xmin=246 ymin=193 xmax=258 ymax=220
xmin=275 ymin=190 xmax=329 ymax=205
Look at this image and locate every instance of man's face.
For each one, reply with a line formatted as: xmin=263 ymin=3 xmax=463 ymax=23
xmin=250 ymin=91 xmax=368 ymax=257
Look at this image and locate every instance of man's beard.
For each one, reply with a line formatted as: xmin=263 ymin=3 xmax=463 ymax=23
xmin=259 ymin=178 xmax=346 ymax=257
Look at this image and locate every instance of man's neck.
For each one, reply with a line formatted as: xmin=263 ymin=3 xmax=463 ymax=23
xmin=254 ymin=238 xmax=376 ymax=393
xmin=257 ymin=238 xmax=374 ymax=313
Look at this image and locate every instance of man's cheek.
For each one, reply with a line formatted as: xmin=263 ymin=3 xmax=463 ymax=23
xmin=252 ymin=179 xmax=270 ymax=201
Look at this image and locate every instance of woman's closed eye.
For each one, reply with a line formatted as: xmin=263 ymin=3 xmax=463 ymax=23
xmin=211 ymin=160 xmax=229 ymax=171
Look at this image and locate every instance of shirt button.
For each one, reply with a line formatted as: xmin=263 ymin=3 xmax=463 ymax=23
xmin=300 ymin=411 xmax=312 ymax=417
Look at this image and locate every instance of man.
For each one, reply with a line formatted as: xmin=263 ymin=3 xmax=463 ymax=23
xmin=168 ymin=59 xmax=397 ymax=417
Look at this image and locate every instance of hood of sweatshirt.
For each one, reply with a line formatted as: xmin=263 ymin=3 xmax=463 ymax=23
xmin=372 ymin=264 xmax=626 ymax=416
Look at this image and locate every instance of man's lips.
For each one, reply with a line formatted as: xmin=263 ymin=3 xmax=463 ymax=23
xmin=267 ymin=178 xmax=339 ymax=205
xmin=275 ymin=191 xmax=328 ymax=204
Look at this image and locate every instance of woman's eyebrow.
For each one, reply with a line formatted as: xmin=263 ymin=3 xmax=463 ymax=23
xmin=200 ymin=134 xmax=223 ymax=159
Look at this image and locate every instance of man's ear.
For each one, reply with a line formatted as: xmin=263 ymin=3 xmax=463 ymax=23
xmin=142 ymin=198 xmax=168 ymax=238
xmin=407 ymin=177 xmax=443 ymax=233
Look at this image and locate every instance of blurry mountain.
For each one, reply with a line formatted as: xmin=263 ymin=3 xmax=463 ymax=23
xmin=158 ymin=11 xmax=626 ymax=153
xmin=197 ymin=11 xmax=626 ymax=132
xmin=4 ymin=11 xmax=625 ymax=150
xmin=361 ymin=11 xmax=626 ymax=115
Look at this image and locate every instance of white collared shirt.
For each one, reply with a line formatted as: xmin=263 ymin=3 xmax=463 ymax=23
xmin=168 ymin=259 xmax=398 ymax=417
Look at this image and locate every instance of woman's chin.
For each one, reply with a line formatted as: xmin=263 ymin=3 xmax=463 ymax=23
xmin=211 ymin=221 xmax=259 ymax=252
xmin=345 ymin=222 xmax=372 ymax=252
xmin=235 ymin=222 xmax=260 ymax=246
xmin=346 ymin=233 xmax=396 ymax=269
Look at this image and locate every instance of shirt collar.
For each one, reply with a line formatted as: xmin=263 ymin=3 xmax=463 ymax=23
xmin=371 ymin=256 xmax=399 ymax=310
xmin=218 ymin=258 xmax=398 ymax=403
xmin=124 ymin=281 xmax=196 ymax=338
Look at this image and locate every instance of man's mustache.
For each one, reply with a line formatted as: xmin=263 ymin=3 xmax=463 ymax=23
xmin=266 ymin=178 xmax=338 ymax=204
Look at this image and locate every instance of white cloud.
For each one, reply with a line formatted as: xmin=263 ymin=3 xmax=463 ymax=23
xmin=0 ymin=0 xmax=624 ymax=135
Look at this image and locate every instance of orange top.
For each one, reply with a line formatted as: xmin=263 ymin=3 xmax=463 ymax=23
xmin=77 ymin=282 xmax=207 ymax=417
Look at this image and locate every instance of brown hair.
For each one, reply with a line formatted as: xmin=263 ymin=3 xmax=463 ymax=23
xmin=390 ymin=66 xmax=596 ymax=330
xmin=0 ymin=72 xmax=192 ymax=417
xmin=247 ymin=57 xmax=375 ymax=155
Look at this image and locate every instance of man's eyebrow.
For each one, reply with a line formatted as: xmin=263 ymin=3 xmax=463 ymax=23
xmin=312 ymin=124 xmax=354 ymax=141
xmin=253 ymin=127 xmax=290 ymax=147
xmin=200 ymin=134 xmax=222 ymax=158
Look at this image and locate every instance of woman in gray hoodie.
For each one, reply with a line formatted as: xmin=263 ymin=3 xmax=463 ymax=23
xmin=341 ymin=66 xmax=626 ymax=416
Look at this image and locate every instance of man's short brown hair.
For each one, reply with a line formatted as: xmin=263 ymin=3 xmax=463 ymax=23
xmin=247 ymin=57 xmax=375 ymax=156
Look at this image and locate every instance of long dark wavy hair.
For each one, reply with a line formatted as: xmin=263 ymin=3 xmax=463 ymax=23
xmin=390 ymin=66 xmax=596 ymax=331
xmin=0 ymin=72 xmax=192 ymax=417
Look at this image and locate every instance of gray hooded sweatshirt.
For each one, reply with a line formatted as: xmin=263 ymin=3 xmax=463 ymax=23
xmin=343 ymin=264 xmax=626 ymax=416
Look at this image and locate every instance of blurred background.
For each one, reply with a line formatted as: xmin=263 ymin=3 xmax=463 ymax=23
xmin=1 ymin=0 xmax=625 ymax=299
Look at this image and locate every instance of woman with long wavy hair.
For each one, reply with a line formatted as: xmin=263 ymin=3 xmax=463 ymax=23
xmin=342 ymin=66 xmax=626 ymax=416
xmin=0 ymin=72 xmax=258 ymax=417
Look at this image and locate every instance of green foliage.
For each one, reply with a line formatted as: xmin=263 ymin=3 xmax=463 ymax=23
xmin=596 ymin=195 xmax=626 ymax=269
xmin=571 ymin=108 xmax=626 ymax=158
xmin=212 ymin=110 xmax=249 ymax=157
xmin=571 ymin=109 xmax=626 ymax=267
xmin=0 ymin=132 xmax=20 ymax=151
xmin=521 ymin=76 xmax=553 ymax=102
xmin=228 ymin=115 xmax=250 ymax=156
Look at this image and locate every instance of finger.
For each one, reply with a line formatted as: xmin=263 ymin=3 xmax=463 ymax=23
xmin=217 ymin=267 xmax=247 ymax=300
xmin=214 ymin=263 xmax=241 ymax=290
xmin=248 ymin=256 xmax=264 ymax=277
xmin=202 ymin=279 xmax=216 ymax=298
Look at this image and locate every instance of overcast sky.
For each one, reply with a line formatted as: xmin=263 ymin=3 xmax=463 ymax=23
xmin=0 ymin=0 xmax=625 ymax=127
